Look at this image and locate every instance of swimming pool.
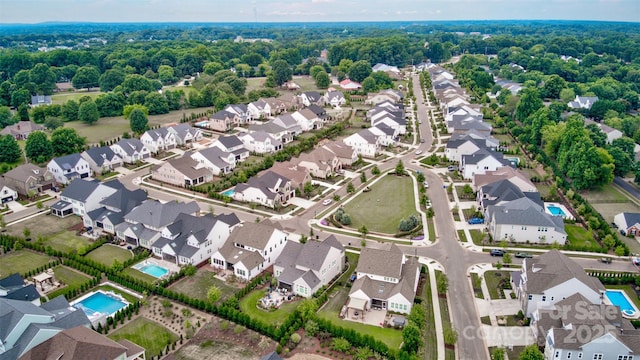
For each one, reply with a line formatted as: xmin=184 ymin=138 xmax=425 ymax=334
xmin=72 ymin=291 xmax=128 ymax=318
xmin=133 ymin=262 xmax=169 ymax=278
xmin=605 ymin=290 xmax=638 ymax=316
xmin=547 ymin=205 xmax=566 ymax=217
xmin=222 ymin=189 xmax=235 ymax=197
xmin=195 ymin=120 xmax=209 ymax=128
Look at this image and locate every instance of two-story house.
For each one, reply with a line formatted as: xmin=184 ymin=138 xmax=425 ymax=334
xmin=81 ymin=146 xmax=123 ymax=175
xmin=84 ymin=187 xmax=148 ymax=234
xmin=110 ymin=139 xmax=151 ymax=164
xmin=274 ymin=235 xmax=344 ymax=298
xmin=0 ymin=178 xmax=18 ymax=204
xmin=167 ymin=124 xmax=202 ymax=146
xmin=239 ymin=131 xmax=283 ymax=154
xmin=343 ymin=129 xmax=380 ymax=158
xmin=2 ymin=164 xmax=54 ymax=196
xmin=151 ymin=212 xmax=241 ymax=266
xmin=348 ymin=244 xmax=420 ymax=315
xmin=47 ymin=154 xmax=92 ymax=185
xmin=190 ymin=147 xmax=236 ymax=176
xmin=211 ymin=135 xmax=249 ymax=163
xmin=293 ymin=147 xmax=341 ymax=179
xmin=211 ymin=221 xmax=288 ymax=281
xmin=209 ymin=110 xmax=240 ymax=132
xmin=232 ymin=171 xmax=294 ymax=209
xmin=140 ymin=127 xmax=177 ymax=153
xmin=50 ymin=179 xmax=123 ymax=218
xmin=151 ymin=155 xmax=212 ymax=188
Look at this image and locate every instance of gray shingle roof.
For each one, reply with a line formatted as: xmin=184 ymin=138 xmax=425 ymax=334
xmin=524 ymin=250 xmax=605 ymax=295
xmin=488 ymin=197 xmax=564 ymax=233
xmin=217 ymin=135 xmax=243 ymax=149
xmin=276 ymin=236 xmax=344 ymax=285
xmin=217 ymin=240 xmax=265 ymax=270
xmin=3 ymin=164 xmax=47 ymax=183
xmin=60 ymin=179 xmax=101 ymax=202
xmin=82 ymin=146 xmax=118 ymax=167
xmin=124 ymin=200 xmax=199 ymax=229
xmin=462 ymin=149 xmax=510 ymax=166
xmin=227 ymin=221 xmax=284 ymax=250
xmin=51 ymin=153 xmax=83 ymax=171
xmin=356 ymin=244 xmax=403 ymax=279
xmin=114 ymin=139 xmax=146 ymax=155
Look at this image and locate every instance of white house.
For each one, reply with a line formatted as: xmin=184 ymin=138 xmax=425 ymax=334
xmin=152 ymin=212 xmax=241 ymax=266
xmin=211 ymin=135 xmax=250 ymax=162
xmin=50 ymin=179 xmax=123 ymax=218
xmin=81 ymin=146 xmax=123 ymax=176
xmin=110 ymin=138 xmax=151 ymax=164
xmin=0 ymin=178 xmax=18 ymax=204
xmin=445 ymin=137 xmax=487 ymax=163
xmin=511 ymin=250 xmax=605 ymax=318
xmin=272 ymin=114 xmax=303 ymax=136
xmin=324 ymin=91 xmax=346 ymax=107
xmin=368 ymin=124 xmax=397 ymax=147
xmin=613 ymin=212 xmax=640 ymax=236
xmin=299 ymin=91 xmax=324 ymax=107
xmin=140 ymin=127 xmax=177 ymax=153
xmin=211 ymin=221 xmax=288 ymax=281
xmin=343 ymin=130 xmax=380 ymax=158
xmin=347 ymin=244 xmax=420 ymax=315
xmin=224 ymin=103 xmax=253 ymax=124
xmin=249 ymin=121 xmax=292 ymax=144
xmin=167 ymin=124 xmax=203 ymax=146
xmin=292 ymin=108 xmax=322 ymax=131
xmin=274 ymin=235 xmax=345 ymax=298
xmin=460 ymin=149 xmax=510 ymax=180
xmin=47 ymin=153 xmax=92 ymax=185
xmin=84 ymin=187 xmax=147 ymax=234
xmin=232 ymin=171 xmax=294 ymax=209
xmin=239 ymin=131 xmax=282 ymax=154
xmin=568 ymin=95 xmax=598 ymax=110
xmin=247 ymin=99 xmax=272 ymax=119
xmin=190 ymin=147 xmax=236 ymax=176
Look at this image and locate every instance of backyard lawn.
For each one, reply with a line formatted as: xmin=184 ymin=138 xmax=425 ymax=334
xmin=239 ymin=288 xmax=299 ymax=326
xmin=318 ymin=285 xmax=403 ymax=349
xmin=85 ymin=245 xmax=133 ymax=267
xmin=47 ymin=266 xmax=92 ymax=299
xmin=0 ymin=250 xmax=54 ymax=278
xmin=45 ymin=231 xmax=94 ymax=254
xmin=5 ymin=214 xmax=92 ymax=253
xmin=565 ymin=224 xmax=597 ymax=249
xmin=123 ymin=268 xmax=158 ymax=284
xmin=343 ymin=174 xmax=416 ymax=234
xmin=108 ymin=317 xmax=178 ymax=358
xmin=169 ymin=268 xmax=239 ymax=303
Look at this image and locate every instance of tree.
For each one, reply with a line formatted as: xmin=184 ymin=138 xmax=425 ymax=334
xmin=347 ymin=60 xmax=372 ymax=83
xmin=542 ymin=74 xmax=566 ymax=99
xmin=401 ymin=324 xmax=421 ymax=354
xmin=371 ymin=165 xmax=380 ymax=175
xmin=61 ymin=100 xmax=79 ymax=122
xmin=0 ymin=135 xmax=22 ymax=163
xmin=436 ymin=273 xmax=448 ymax=295
xmin=519 ymin=345 xmax=543 ymax=360
xmin=25 ymin=131 xmax=53 ymax=163
xmin=515 ymin=87 xmax=543 ymax=122
xmin=207 ymin=286 xmax=221 ymax=303
xmin=95 ymin=93 xmax=125 ymax=117
xmin=395 ymin=160 xmax=405 ymax=175
xmin=144 ymin=92 xmax=169 ymax=115
xmin=158 ymin=65 xmax=176 ymax=84
xmin=492 ymin=347 xmax=506 ymax=360
xmin=361 ymin=76 xmax=377 ymax=93
xmin=129 ymin=108 xmax=149 ymax=134
xmin=297 ymin=298 xmax=318 ymax=321
xmin=123 ymin=104 xmax=149 ymax=120
xmin=560 ymin=88 xmax=575 ymax=103
xmin=11 ymin=89 xmax=31 ymax=109
xmin=303 ymin=181 xmax=314 ymax=198
xmin=0 ymin=106 xmax=15 ymax=128
xmin=72 ymin=66 xmax=100 ymax=91
xmin=503 ymin=253 xmax=512 ymax=265
xmin=314 ymin=71 xmax=330 ymax=89
xmin=29 ymin=63 xmax=57 ymax=95
xmin=309 ymin=65 xmax=325 ymax=79
xmin=346 ymin=182 xmax=355 ymax=193
xmin=51 ymin=127 xmax=85 ymax=156
xmin=99 ymin=69 xmax=125 ymax=92
xmin=332 ymin=338 xmax=350 ymax=353
xmin=78 ymin=100 xmax=99 ymax=125
xmin=271 ymin=60 xmax=292 ymax=86
xmin=203 ymin=61 xmax=224 ymax=75
xmin=358 ymin=225 xmax=368 ymax=239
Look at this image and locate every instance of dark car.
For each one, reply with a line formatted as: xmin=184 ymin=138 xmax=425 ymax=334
xmin=515 ymin=252 xmax=533 ymax=258
xmin=468 ymin=217 xmax=484 ymax=225
xmin=600 ymin=257 xmax=612 ymax=264
xmin=490 ymin=249 xmax=505 ymax=257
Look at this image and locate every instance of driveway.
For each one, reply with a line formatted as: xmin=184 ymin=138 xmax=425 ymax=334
xmin=6 ymin=201 xmax=27 ymax=213
xmin=287 ymin=197 xmax=316 ymax=209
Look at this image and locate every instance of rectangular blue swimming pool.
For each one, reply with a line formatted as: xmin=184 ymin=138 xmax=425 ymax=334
xmin=605 ymin=290 xmax=636 ymax=313
xmin=74 ymin=291 xmax=127 ymax=317
xmin=135 ymin=263 xmax=169 ymax=278
xmin=547 ymin=205 xmax=566 ymax=216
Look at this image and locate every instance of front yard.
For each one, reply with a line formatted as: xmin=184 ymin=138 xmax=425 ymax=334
xmin=484 ymin=270 xmax=514 ymax=300
xmin=343 ymin=174 xmax=416 ymax=234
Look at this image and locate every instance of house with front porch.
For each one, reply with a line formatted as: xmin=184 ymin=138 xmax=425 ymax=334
xmin=224 ymin=103 xmax=253 ymax=124
xmin=347 ymin=244 xmax=420 ymax=315
xmin=190 ymin=147 xmax=236 ymax=176
xmin=511 ymin=250 xmax=605 ymax=318
xmin=84 ymin=187 xmax=147 ymax=234
xmin=267 ymin=162 xmax=312 ymax=192
xmin=115 ymin=200 xmax=200 ymax=248
xmin=369 ymin=123 xmax=397 ymax=147
xmin=81 ymin=146 xmax=123 ymax=176
xmin=274 ymin=235 xmax=344 ymax=298
xmin=151 ymin=155 xmax=212 ymax=188
xmin=167 ymin=123 xmax=202 ymax=146
xmin=324 ymin=91 xmax=346 ymax=107
xmin=152 ymin=212 xmax=241 ymax=266
xmin=47 ymin=153 xmax=92 ymax=185
xmin=2 ymin=164 xmax=54 ymax=197
xmin=211 ymin=135 xmax=250 ymax=162
xmin=211 ymin=221 xmax=288 ymax=281
xmin=292 ymin=108 xmax=322 ymax=131
xmin=110 ymin=139 xmax=151 ymax=164
xmin=232 ymin=171 xmax=294 ymax=209
xmin=140 ymin=127 xmax=177 ymax=153
xmin=50 ymin=178 xmax=123 ymax=218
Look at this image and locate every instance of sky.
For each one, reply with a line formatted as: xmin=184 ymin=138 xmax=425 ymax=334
xmin=0 ymin=0 xmax=638 ymax=24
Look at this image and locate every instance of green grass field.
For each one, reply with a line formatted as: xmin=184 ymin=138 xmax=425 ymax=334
xmin=565 ymin=224 xmax=596 ymax=248
xmin=64 ymin=106 xmax=213 ymax=144
xmin=580 ymin=185 xmax=630 ymax=203
xmin=45 ymin=231 xmax=93 ymax=253
xmin=169 ymin=269 xmax=239 ymax=303
xmin=84 ymin=245 xmax=133 ymax=267
xmin=47 ymin=266 xmax=92 ymax=299
xmin=343 ymin=175 xmax=416 ymax=234
xmin=484 ymin=270 xmax=512 ymax=300
xmin=0 ymin=250 xmax=54 ymax=278
xmin=108 ymin=317 xmax=178 ymax=358
xmin=239 ymin=288 xmax=299 ymax=326
xmin=51 ymin=90 xmax=102 ymax=105
xmin=123 ymin=268 xmax=158 ymax=284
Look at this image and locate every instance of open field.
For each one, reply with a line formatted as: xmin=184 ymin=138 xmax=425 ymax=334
xmin=109 ymin=317 xmax=178 ymax=358
xmin=85 ymin=245 xmax=133 ymax=267
xmin=343 ymin=175 xmax=416 ymax=234
xmin=239 ymin=288 xmax=299 ymax=326
xmin=169 ymin=268 xmax=240 ymax=303
xmin=581 ymin=185 xmax=630 ymax=203
xmin=0 ymin=250 xmax=54 ymax=278
xmin=51 ymin=90 xmax=103 ymax=105
xmin=64 ymin=106 xmax=213 ymax=144
xmin=6 ymin=214 xmax=94 ymax=253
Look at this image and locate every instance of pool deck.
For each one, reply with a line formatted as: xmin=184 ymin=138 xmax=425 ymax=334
xmin=604 ymin=289 xmax=640 ymax=320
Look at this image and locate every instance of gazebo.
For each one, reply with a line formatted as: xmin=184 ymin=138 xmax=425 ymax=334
xmin=33 ymin=271 xmax=54 ymax=291
xmin=346 ymin=297 xmax=367 ymax=320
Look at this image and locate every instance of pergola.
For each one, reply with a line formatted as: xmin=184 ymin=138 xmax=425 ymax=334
xmin=33 ymin=272 xmax=53 ymax=291
xmin=346 ymin=297 xmax=368 ymax=320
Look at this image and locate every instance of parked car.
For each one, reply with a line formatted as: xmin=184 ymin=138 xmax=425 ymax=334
xmin=490 ymin=249 xmax=505 ymax=257
xmin=515 ymin=252 xmax=533 ymax=258
xmin=447 ymin=166 xmax=456 ymax=172
xmin=415 ymin=150 xmax=423 ymax=155
xmin=468 ymin=217 xmax=484 ymax=225
xmin=322 ymin=199 xmax=332 ymax=206
xmin=600 ymin=257 xmax=612 ymax=264
xmin=420 ymin=139 xmax=426 ymax=143
xmin=423 ymin=181 xmax=429 ymax=188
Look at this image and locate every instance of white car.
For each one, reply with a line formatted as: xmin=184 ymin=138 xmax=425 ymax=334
xmin=423 ymin=182 xmax=429 ymax=188
xmin=415 ymin=150 xmax=423 ymax=155
xmin=322 ymin=199 xmax=332 ymax=206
